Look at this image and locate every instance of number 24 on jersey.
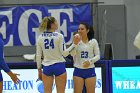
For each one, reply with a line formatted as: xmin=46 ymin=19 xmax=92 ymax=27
xmin=44 ymin=39 xmax=54 ymax=49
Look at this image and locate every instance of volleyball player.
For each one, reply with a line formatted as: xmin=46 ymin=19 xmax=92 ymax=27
xmin=70 ymin=22 xmax=100 ymax=93
xmin=36 ymin=16 xmax=80 ymax=93
xmin=0 ymin=37 xmax=19 ymax=92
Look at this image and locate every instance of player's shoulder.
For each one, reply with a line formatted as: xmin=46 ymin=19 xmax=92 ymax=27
xmin=54 ymin=32 xmax=64 ymax=38
xmin=55 ymin=32 xmax=63 ymax=36
xmin=37 ymin=33 xmax=44 ymax=42
xmin=89 ymin=38 xmax=98 ymax=43
xmin=38 ymin=34 xmax=43 ymax=39
xmin=88 ymin=39 xmax=99 ymax=46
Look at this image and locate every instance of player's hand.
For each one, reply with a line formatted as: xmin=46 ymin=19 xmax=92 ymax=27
xmin=83 ymin=61 xmax=90 ymax=68
xmin=11 ymin=73 xmax=20 ymax=84
xmin=73 ymin=34 xmax=81 ymax=45
xmin=7 ymin=72 xmax=20 ymax=84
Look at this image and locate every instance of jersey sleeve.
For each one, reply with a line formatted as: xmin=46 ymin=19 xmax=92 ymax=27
xmin=89 ymin=39 xmax=100 ymax=64
xmin=59 ymin=34 xmax=77 ymax=57
xmin=36 ymin=36 xmax=43 ymax=69
xmin=70 ymin=47 xmax=77 ymax=56
xmin=0 ymin=40 xmax=10 ymax=72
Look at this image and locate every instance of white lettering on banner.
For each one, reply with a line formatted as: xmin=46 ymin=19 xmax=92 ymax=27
xmin=0 ymin=11 xmax=14 ymax=46
xmin=115 ymin=80 xmax=140 ymax=89
xmin=18 ymin=9 xmax=42 ymax=46
xmin=48 ymin=9 xmax=73 ymax=44
xmin=0 ymin=22 xmax=6 ymax=39
xmin=130 ymin=81 xmax=135 ymax=89
xmin=32 ymin=28 xmax=41 ymax=41
xmin=0 ymin=8 xmax=74 ymax=46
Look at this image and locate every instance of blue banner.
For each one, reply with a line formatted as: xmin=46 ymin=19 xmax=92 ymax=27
xmin=0 ymin=4 xmax=92 ymax=46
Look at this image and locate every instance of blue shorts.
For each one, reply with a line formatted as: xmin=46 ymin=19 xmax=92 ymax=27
xmin=43 ymin=62 xmax=66 ymax=76
xmin=0 ymin=71 xmax=3 ymax=82
xmin=73 ymin=67 xmax=96 ymax=79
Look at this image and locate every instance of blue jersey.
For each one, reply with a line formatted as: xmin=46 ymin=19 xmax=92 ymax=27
xmin=0 ymin=38 xmax=10 ymax=72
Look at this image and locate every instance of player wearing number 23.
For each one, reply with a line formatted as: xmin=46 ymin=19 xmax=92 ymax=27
xmin=70 ymin=22 xmax=100 ymax=93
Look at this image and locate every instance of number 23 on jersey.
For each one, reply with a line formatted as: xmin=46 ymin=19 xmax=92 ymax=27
xmin=81 ymin=51 xmax=88 ymax=58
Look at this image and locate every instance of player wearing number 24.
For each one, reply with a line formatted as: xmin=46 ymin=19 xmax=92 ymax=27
xmin=70 ymin=22 xmax=100 ymax=93
xmin=36 ymin=16 xmax=80 ymax=93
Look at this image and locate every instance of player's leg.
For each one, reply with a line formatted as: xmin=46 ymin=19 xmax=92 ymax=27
xmin=42 ymin=73 xmax=54 ymax=93
xmin=85 ymin=68 xmax=96 ymax=93
xmin=73 ymin=76 xmax=84 ymax=93
xmin=55 ymin=72 xmax=67 ymax=93
xmin=73 ymin=67 xmax=84 ymax=93
xmin=0 ymin=72 xmax=3 ymax=92
xmin=85 ymin=76 xmax=96 ymax=93
xmin=0 ymin=82 xmax=3 ymax=93
xmin=54 ymin=63 xmax=67 ymax=93
xmin=42 ymin=65 xmax=54 ymax=93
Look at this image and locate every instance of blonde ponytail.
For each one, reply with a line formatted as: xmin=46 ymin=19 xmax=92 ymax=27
xmin=39 ymin=17 xmax=48 ymax=32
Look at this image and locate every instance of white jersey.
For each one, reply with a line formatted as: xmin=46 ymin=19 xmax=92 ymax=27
xmin=71 ymin=39 xmax=100 ymax=69
xmin=36 ymin=31 xmax=76 ymax=68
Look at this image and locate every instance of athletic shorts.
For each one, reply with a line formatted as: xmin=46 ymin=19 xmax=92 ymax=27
xmin=43 ymin=62 xmax=66 ymax=76
xmin=0 ymin=71 xmax=3 ymax=82
xmin=73 ymin=67 xmax=96 ymax=79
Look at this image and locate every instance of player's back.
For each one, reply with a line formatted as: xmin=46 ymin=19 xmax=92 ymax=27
xmin=37 ymin=31 xmax=65 ymax=66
